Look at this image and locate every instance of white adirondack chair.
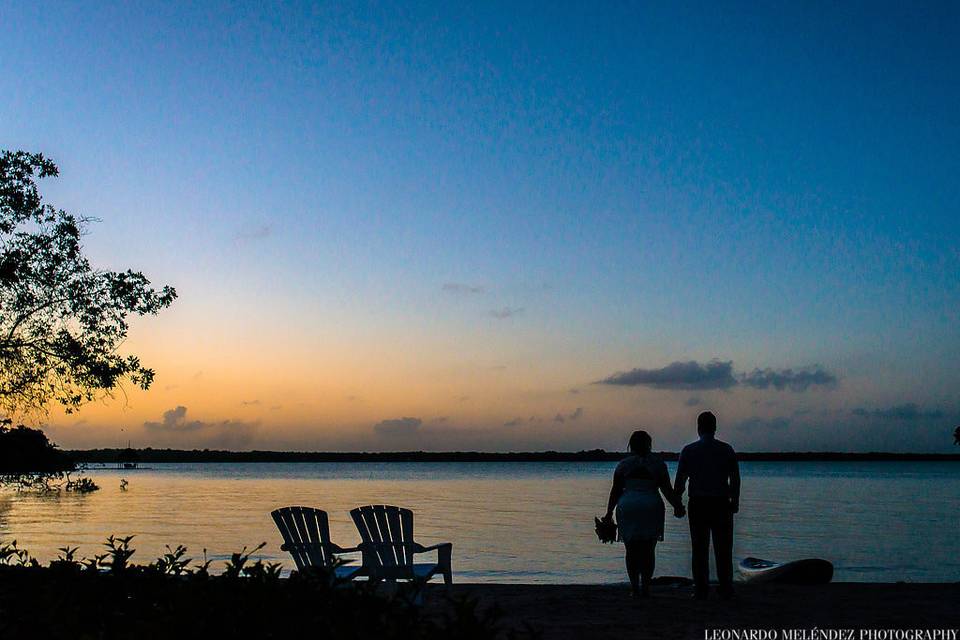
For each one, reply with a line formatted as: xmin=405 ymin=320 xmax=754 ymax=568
xmin=349 ymin=505 xmax=452 ymax=589
xmin=271 ymin=506 xmax=364 ymax=581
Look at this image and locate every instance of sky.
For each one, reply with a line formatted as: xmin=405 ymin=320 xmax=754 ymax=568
xmin=2 ymin=1 xmax=958 ymax=452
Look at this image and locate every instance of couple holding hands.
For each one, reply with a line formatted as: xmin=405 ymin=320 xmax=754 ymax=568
xmin=603 ymin=411 xmax=740 ymax=600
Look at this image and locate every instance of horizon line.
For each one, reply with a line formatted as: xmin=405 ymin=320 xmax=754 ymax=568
xmin=68 ymin=448 xmax=960 ymax=462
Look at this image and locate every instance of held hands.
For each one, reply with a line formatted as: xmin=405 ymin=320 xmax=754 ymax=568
xmin=673 ymin=503 xmax=686 ymax=518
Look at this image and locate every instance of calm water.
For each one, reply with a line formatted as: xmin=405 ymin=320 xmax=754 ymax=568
xmin=1 ymin=461 xmax=958 ymax=583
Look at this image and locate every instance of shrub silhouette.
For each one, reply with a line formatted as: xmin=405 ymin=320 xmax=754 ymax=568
xmin=0 ymin=536 xmax=530 ymax=639
xmin=0 ymin=420 xmax=73 ymax=474
xmin=0 ymin=420 xmax=98 ymax=492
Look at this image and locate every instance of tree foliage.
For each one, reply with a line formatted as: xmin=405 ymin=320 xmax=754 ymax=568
xmin=0 ymin=418 xmax=73 ymax=474
xmin=0 ymin=150 xmax=176 ymax=415
xmin=0 ymin=418 xmax=97 ymax=492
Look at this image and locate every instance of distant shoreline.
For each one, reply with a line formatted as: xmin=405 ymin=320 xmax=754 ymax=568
xmin=68 ymin=448 xmax=960 ymax=463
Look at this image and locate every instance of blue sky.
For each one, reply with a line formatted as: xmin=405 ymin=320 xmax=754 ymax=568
xmin=2 ymin=1 xmax=958 ymax=451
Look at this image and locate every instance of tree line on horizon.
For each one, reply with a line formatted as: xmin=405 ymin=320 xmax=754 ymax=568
xmin=68 ymin=447 xmax=960 ymax=463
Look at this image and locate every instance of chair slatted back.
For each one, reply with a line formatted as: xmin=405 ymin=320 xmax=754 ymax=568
xmin=271 ymin=506 xmax=334 ymax=570
xmin=350 ymin=505 xmax=415 ymax=568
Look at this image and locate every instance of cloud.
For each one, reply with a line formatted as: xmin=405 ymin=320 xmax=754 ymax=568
xmin=373 ymin=417 xmax=422 ymax=435
xmin=736 ymin=416 xmax=792 ymax=431
xmin=442 ymin=282 xmax=485 ymax=295
xmin=741 ymin=367 xmax=837 ymax=392
xmin=598 ymin=360 xmax=838 ymax=393
xmin=503 ymin=417 xmax=525 ymax=427
xmin=568 ymin=388 xmax=580 ymax=395
xmin=598 ymin=360 xmax=738 ymax=390
xmin=685 ymin=396 xmax=701 ymax=407
xmin=851 ymin=403 xmax=944 ymax=420
xmin=234 ymin=224 xmax=272 ymax=241
xmin=490 ymin=307 xmax=523 ymax=319
xmin=143 ymin=406 xmax=257 ymax=448
xmin=144 ymin=406 xmax=205 ymax=432
xmin=430 ymin=416 xmax=449 ymax=424
xmin=207 ymin=426 xmax=257 ymax=449
xmin=239 ymin=399 xmax=261 ymax=406
xmin=554 ymin=407 xmax=584 ymax=424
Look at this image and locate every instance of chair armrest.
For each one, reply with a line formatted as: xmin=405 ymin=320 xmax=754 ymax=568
xmin=280 ymin=542 xmax=360 ymax=554
xmin=330 ymin=544 xmax=361 ymax=554
xmin=413 ymin=542 xmax=452 ymax=553
xmin=413 ymin=542 xmax=452 ymax=575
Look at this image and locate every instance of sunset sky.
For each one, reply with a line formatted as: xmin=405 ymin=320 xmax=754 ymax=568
xmin=2 ymin=2 xmax=958 ymax=452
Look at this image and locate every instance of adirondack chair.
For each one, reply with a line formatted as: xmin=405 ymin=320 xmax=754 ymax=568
xmin=350 ymin=505 xmax=452 ymax=588
xmin=271 ymin=506 xmax=363 ymax=581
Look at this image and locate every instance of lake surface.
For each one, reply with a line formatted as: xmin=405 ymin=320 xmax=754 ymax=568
xmin=1 ymin=461 xmax=958 ymax=583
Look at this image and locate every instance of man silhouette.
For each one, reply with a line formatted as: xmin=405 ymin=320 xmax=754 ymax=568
xmin=674 ymin=411 xmax=740 ymax=600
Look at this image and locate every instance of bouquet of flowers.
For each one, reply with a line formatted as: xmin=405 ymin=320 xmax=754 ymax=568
xmin=594 ymin=515 xmax=618 ymax=544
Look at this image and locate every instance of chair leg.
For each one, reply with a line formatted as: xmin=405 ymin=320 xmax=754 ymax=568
xmin=438 ymin=544 xmax=453 ymax=591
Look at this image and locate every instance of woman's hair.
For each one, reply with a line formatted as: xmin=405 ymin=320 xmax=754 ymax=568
xmin=628 ymin=430 xmax=652 ymax=454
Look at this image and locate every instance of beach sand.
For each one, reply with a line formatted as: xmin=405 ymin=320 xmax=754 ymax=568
xmin=428 ymin=583 xmax=960 ymax=639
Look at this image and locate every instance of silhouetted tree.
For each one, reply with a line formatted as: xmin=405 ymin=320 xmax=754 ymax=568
xmin=0 ymin=418 xmax=72 ymax=474
xmin=0 ymin=150 xmax=176 ymax=415
xmin=0 ymin=418 xmax=97 ymax=491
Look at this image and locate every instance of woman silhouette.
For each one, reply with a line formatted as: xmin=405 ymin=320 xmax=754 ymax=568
xmin=603 ymin=430 xmax=685 ymax=597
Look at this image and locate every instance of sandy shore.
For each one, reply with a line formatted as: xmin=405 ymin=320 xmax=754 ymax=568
xmin=427 ymin=583 xmax=960 ymax=639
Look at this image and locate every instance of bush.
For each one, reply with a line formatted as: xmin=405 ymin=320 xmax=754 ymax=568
xmin=0 ymin=536 xmax=529 ymax=640
xmin=0 ymin=420 xmax=98 ymax=492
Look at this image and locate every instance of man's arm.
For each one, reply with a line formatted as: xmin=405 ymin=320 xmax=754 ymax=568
xmin=658 ymin=463 xmax=686 ymax=517
xmin=728 ymin=447 xmax=741 ymax=513
xmin=673 ymin=451 xmax=688 ymax=498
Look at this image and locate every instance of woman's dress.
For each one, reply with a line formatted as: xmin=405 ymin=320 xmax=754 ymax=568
xmin=615 ymin=454 xmax=666 ymax=543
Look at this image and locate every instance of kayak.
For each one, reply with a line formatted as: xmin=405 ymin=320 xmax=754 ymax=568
xmin=738 ymin=557 xmax=834 ymax=584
